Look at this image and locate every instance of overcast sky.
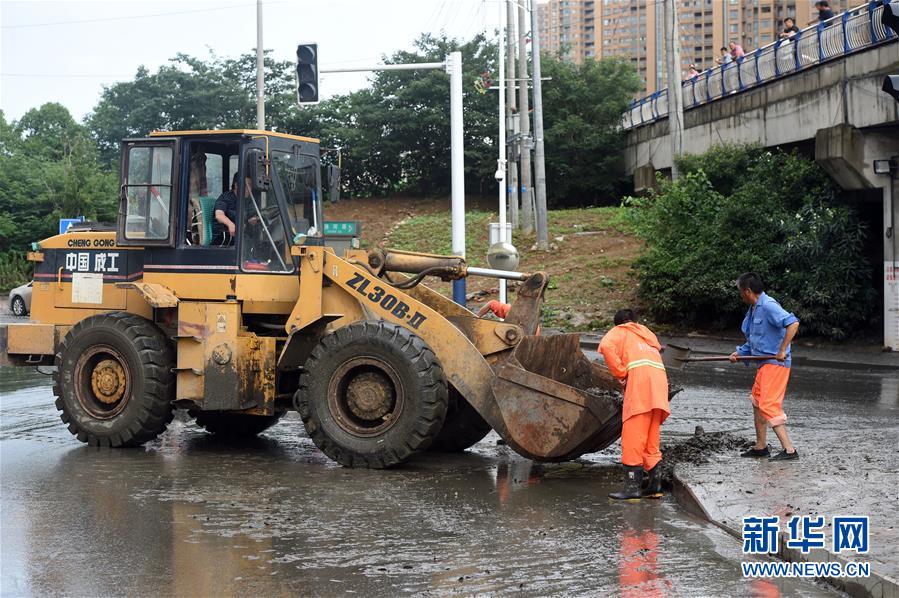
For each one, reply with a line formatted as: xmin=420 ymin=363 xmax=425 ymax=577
xmin=1 ymin=0 xmax=500 ymax=123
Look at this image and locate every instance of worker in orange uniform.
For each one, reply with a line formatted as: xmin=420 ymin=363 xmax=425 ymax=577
xmin=478 ymin=299 xmax=511 ymax=320
xmin=599 ymin=309 xmax=670 ymax=500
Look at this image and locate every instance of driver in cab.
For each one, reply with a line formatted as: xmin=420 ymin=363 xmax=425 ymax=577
xmin=213 ymin=173 xmax=258 ymax=245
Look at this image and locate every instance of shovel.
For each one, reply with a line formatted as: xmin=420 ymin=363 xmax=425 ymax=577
xmin=663 ymin=343 xmax=777 ymax=371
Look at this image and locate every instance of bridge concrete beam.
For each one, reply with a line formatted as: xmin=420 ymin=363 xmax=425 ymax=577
xmin=622 ymin=42 xmax=899 ymax=350
xmin=814 ymin=124 xmax=871 ymax=191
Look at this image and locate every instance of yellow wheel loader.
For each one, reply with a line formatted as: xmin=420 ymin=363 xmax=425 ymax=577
xmin=1 ymin=129 xmax=643 ymax=468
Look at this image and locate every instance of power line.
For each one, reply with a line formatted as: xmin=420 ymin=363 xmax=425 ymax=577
xmin=0 ymin=73 xmax=132 ymax=78
xmin=0 ymin=2 xmax=284 ymax=30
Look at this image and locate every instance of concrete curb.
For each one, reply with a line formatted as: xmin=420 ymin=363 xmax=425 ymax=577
xmin=672 ymin=472 xmax=899 ymax=598
xmin=578 ymin=337 xmax=899 ymax=372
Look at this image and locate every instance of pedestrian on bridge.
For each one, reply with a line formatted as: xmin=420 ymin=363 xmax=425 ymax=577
xmin=599 ymin=309 xmax=670 ymax=501
xmin=779 ymin=17 xmax=800 ymax=40
xmin=814 ymin=0 xmax=835 ymax=25
xmin=729 ymin=273 xmax=800 ymax=461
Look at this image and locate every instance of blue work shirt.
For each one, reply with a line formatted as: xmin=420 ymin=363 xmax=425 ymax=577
xmin=736 ymin=292 xmax=799 ymax=368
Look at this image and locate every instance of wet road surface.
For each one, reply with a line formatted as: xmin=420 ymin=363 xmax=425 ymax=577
xmin=0 ymin=366 xmax=842 ymax=597
xmin=659 ymin=359 xmax=899 ymax=580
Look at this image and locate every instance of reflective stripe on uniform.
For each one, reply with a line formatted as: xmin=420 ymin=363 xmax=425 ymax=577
xmin=626 ymin=359 xmax=666 ymax=372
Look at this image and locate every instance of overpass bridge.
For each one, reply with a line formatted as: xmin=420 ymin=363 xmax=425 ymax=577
xmin=620 ymin=1 xmax=899 ymax=350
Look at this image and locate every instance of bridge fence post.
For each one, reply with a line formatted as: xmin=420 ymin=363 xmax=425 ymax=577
xmin=754 ymin=49 xmax=762 ymax=84
xmin=704 ymin=69 xmax=712 ymax=102
xmin=774 ymin=40 xmax=782 ymax=77
xmin=817 ymin=23 xmax=826 ymax=62
xmin=841 ymin=11 xmax=850 ymax=54
xmin=885 ymin=0 xmax=895 ymax=39
xmin=868 ymin=1 xmax=878 ymax=42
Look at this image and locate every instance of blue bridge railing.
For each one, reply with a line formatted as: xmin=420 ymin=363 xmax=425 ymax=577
xmin=622 ymin=0 xmax=897 ymax=130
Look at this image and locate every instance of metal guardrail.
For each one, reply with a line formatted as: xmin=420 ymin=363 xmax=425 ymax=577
xmin=622 ymin=0 xmax=897 ymax=130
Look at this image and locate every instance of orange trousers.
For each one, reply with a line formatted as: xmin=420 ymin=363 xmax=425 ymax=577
xmin=750 ymin=364 xmax=790 ymax=427
xmin=621 ymin=408 xmax=665 ymax=470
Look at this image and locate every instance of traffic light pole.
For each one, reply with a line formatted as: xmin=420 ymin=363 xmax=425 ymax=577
xmin=319 ymin=54 xmax=468 ymax=306
xmin=256 ymin=0 xmax=264 ymax=130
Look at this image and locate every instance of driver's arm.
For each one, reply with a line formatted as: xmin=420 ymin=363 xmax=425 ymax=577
xmin=214 ymin=209 xmax=236 ymax=236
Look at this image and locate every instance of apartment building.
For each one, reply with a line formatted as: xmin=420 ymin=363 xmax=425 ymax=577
xmin=536 ymin=0 xmax=847 ymax=95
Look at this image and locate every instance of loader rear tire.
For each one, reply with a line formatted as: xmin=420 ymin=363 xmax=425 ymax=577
xmin=54 ymin=313 xmax=175 ymax=447
xmin=294 ymin=321 xmax=448 ymax=468
xmin=191 ymin=410 xmax=284 ymax=438
xmin=427 ymin=387 xmax=492 ymax=452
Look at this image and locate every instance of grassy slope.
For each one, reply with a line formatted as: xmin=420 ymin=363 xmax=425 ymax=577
xmin=381 ymin=203 xmax=643 ymax=331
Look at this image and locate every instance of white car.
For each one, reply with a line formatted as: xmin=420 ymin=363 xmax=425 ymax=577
xmin=9 ymin=281 xmax=32 ymax=317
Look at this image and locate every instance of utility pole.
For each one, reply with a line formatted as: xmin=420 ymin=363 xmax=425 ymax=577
xmin=531 ymin=0 xmax=549 ymax=250
xmin=664 ymin=0 xmax=684 ymax=179
xmin=497 ymin=2 xmax=508 ymax=304
xmin=506 ymin=0 xmax=519 ymax=230
xmin=318 ymin=57 xmax=466 ymax=304
xmin=256 ymin=0 xmax=265 ymax=130
xmin=518 ymin=1 xmax=534 ymax=235
xmin=448 ymin=52 xmax=467 ymax=306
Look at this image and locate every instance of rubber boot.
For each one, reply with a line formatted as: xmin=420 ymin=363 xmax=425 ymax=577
xmin=641 ymin=464 xmax=663 ymax=498
xmin=609 ymin=466 xmax=644 ymax=500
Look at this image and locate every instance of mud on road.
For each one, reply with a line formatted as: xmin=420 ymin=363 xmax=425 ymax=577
xmin=0 ymin=367 xmax=837 ymax=597
xmin=659 ymin=429 xmax=749 ymax=486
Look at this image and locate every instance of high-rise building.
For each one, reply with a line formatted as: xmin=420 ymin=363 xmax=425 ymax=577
xmin=536 ymin=0 xmax=847 ymax=95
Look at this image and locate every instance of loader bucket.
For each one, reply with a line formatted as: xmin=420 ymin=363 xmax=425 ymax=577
xmin=490 ymin=333 xmax=626 ymax=462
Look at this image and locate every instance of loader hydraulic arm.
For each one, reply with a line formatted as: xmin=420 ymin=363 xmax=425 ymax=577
xmin=365 ymin=248 xmax=530 ymax=285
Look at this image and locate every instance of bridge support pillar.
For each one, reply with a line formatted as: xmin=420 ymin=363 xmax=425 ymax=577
xmin=633 ymin=163 xmax=659 ymax=195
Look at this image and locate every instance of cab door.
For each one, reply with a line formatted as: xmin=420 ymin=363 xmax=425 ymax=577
xmin=117 ymin=138 xmax=180 ymax=247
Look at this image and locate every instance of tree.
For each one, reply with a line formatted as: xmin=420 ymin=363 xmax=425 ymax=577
xmin=278 ymin=33 xmax=499 ymax=197
xmin=0 ymin=106 xmax=117 ymax=254
xmin=627 ymin=145 xmax=874 ymax=339
xmin=540 ymin=55 xmax=641 ymax=206
xmin=87 ymin=51 xmax=295 ymax=164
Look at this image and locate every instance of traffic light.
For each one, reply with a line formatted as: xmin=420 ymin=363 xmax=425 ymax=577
xmin=884 ymin=1 xmax=899 ymax=36
xmin=296 ymin=43 xmax=319 ymax=104
xmin=884 ymin=75 xmax=899 ymax=103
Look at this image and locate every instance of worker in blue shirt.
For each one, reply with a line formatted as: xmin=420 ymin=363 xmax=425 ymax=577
xmin=729 ymin=272 xmax=801 ymax=461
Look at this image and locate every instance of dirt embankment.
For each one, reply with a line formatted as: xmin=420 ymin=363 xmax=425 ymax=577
xmin=324 ymin=196 xmax=644 ymax=330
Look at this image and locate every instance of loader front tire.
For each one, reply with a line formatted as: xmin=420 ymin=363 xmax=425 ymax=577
xmin=191 ymin=410 xmax=284 ymax=438
xmin=427 ymin=387 xmax=492 ymax=452
xmin=54 ymin=313 xmax=175 ymax=447
xmin=295 ymin=321 xmax=448 ymax=468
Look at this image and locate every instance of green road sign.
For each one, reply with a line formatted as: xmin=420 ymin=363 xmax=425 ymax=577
xmin=323 ymin=221 xmax=358 ymax=236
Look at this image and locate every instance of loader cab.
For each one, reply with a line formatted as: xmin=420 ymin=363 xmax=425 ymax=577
xmin=116 ymin=130 xmax=323 ymax=279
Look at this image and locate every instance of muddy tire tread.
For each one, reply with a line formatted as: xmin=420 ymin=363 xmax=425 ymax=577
xmin=295 ymin=320 xmax=448 ymax=468
xmin=427 ymin=387 xmax=493 ymax=453
xmin=53 ymin=313 xmax=175 ymax=447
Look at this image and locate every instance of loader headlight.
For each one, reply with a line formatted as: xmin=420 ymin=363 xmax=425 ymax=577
xmin=487 ymin=241 xmax=520 ymax=272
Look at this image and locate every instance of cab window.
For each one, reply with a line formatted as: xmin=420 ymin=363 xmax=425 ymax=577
xmin=241 ymin=149 xmax=293 ymax=272
xmin=272 ymin=151 xmax=320 ymax=236
xmin=184 ymin=141 xmax=239 ymax=247
xmin=123 ymin=145 xmax=173 ymax=240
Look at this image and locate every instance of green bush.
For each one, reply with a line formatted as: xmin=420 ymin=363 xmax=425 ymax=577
xmin=0 ymin=251 xmax=31 ymax=293
xmin=626 ymin=146 xmax=874 ymax=340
